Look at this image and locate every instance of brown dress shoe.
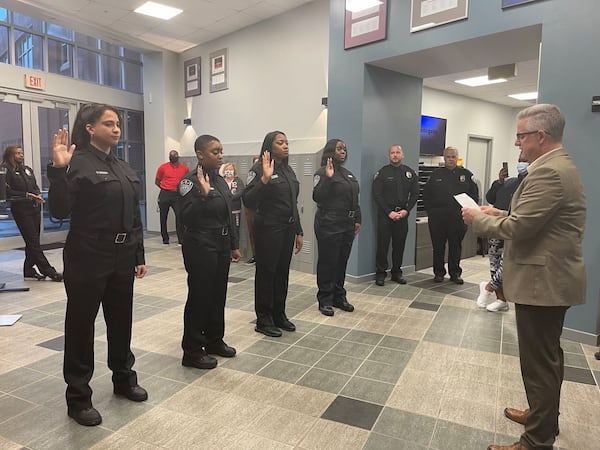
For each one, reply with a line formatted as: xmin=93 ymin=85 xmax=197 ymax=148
xmin=487 ymin=443 xmax=527 ymax=450
xmin=504 ymin=407 xmax=529 ymax=425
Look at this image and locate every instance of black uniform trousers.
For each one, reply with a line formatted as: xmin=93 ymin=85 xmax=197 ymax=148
xmin=427 ymin=213 xmax=467 ymax=278
xmin=11 ymin=205 xmax=53 ymax=274
xmin=315 ymin=212 xmax=355 ymax=307
xmin=375 ymin=214 xmax=408 ymax=279
xmin=158 ymin=189 xmax=183 ymax=244
xmin=515 ymin=304 xmax=568 ymax=450
xmin=63 ymin=233 xmax=138 ymax=412
xmin=253 ymin=215 xmax=296 ymax=327
xmin=181 ymin=229 xmax=231 ymax=356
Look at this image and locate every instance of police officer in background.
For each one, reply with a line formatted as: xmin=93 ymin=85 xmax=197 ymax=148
xmin=373 ymin=145 xmax=419 ymax=286
xmin=313 ymin=139 xmax=361 ymax=316
xmin=242 ymin=131 xmax=303 ymax=338
xmin=422 ymin=146 xmax=478 ymax=284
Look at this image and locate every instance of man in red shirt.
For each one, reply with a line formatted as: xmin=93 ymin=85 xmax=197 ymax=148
xmin=155 ymin=150 xmax=189 ymax=244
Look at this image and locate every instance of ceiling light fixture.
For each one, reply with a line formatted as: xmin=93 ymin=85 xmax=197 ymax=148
xmin=508 ymin=91 xmax=538 ymax=101
xmin=455 ymin=76 xmax=507 ymax=87
xmin=134 ymin=1 xmax=182 ymax=20
xmin=345 ymin=0 xmax=383 ymax=13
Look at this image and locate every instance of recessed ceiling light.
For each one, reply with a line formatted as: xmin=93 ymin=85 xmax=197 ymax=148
xmin=455 ymin=76 xmax=507 ymax=87
xmin=345 ymin=0 xmax=383 ymax=13
xmin=508 ymin=91 xmax=538 ymax=101
xmin=134 ymin=1 xmax=182 ymax=20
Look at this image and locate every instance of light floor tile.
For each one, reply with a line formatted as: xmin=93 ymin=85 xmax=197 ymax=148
xmin=298 ymin=418 xmax=369 ymax=450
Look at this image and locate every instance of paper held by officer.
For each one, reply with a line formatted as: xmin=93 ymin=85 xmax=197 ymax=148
xmin=454 ymin=193 xmax=479 ymax=210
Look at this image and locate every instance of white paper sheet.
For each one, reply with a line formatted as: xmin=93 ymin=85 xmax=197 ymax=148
xmin=454 ymin=193 xmax=480 ymax=209
xmin=0 ymin=314 xmax=22 ymax=326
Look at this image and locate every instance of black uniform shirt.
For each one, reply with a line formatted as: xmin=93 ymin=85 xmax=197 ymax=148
xmin=485 ymin=172 xmax=526 ymax=211
xmin=47 ymin=145 xmax=144 ymax=264
xmin=372 ymin=164 xmax=419 ymax=216
xmin=227 ymin=176 xmax=245 ymax=212
xmin=242 ymin=160 xmax=303 ymax=235
xmin=313 ymin=164 xmax=362 ymax=224
xmin=5 ymin=164 xmax=41 ymax=211
xmin=178 ymin=165 xmax=239 ymax=250
xmin=422 ymin=166 xmax=479 ymax=218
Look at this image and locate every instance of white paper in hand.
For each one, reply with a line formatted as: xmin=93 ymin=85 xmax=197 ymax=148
xmin=454 ymin=193 xmax=480 ymax=209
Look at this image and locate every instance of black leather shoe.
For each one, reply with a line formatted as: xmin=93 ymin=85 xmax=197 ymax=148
xmin=595 ymin=351 xmax=600 ymax=360
xmin=182 ymin=352 xmax=218 ymax=369
xmin=319 ymin=305 xmax=334 ymax=316
xmin=274 ymin=318 xmax=296 ymax=332
xmin=24 ymin=269 xmax=45 ymax=280
xmin=205 ymin=342 xmax=237 ymax=357
xmin=114 ymin=384 xmax=148 ymax=402
xmin=433 ymin=275 xmax=444 ymax=282
xmin=375 ymin=279 xmax=385 ymax=286
xmin=450 ymin=276 xmax=464 ymax=285
xmin=247 ymin=256 xmax=256 ymax=264
xmin=68 ymin=407 xmax=102 ymax=426
xmin=333 ymin=300 xmax=355 ymax=312
xmin=43 ymin=269 xmax=63 ymax=282
xmin=391 ymin=275 xmax=407 ymax=284
xmin=255 ymin=325 xmax=282 ymax=337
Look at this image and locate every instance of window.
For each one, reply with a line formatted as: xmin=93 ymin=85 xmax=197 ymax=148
xmin=47 ymin=23 xmax=73 ymax=40
xmin=13 ymin=12 xmax=43 ymax=32
xmin=75 ymin=33 xmax=99 ymax=49
xmin=101 ymin=40 xmax=120 ymax=56
xmin=14 ymin=30 xmax=43 ymax=70
xmin=102 ymin=54 xmax=123 ymax=89
xmin=0 ymin=25 xmax=9 ymax=64
xmin=48 ymin=39 xmax=73 ymax=76
xmin=123 ymin=60 xmax=143 ymax=93
xmin=77 ymin=47 xmax=99 ymax=83
xmin=0 ymin=7 xmax=8 ymax=23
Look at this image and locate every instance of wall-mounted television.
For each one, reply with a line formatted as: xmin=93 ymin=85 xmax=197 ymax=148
xmin=419 ymin=115 xmax=447 ymax=156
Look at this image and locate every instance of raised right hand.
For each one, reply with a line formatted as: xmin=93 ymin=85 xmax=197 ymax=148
xmin=52 ymin=129 xmax=76 ymax=168
xmin=261 ymin=151 xmax=274 ymax=184
xmin=325 ymin=157 xmax=334 ymax=178
xmin=197 ymin=166 xmax=211 ymax=196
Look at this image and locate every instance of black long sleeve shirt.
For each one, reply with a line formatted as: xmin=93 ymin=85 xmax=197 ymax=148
xmin=313 ymin=164 xmax=362 ymax=225
xmin=4 ymin=164 xmax=41 ymax=212
xmin=372 ymin=163 xmax=419 ymax=216
xmin=422 ymin=166 xmax=479 ymax=219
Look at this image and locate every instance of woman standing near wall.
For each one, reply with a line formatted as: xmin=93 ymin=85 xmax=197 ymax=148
xmin=242 ymin=131 xmax=303 ymax=337
xmin=219 ymin=161 xmax=245 ymax=244
xmin=2 ymin=145 xmax=62 ymax=281
xmin=313 ymin=139 xmax=361 ymax=316
xmin=49 ymin=103 xmax=148 ymax=426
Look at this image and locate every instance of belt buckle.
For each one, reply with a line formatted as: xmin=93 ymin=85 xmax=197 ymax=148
xmin=114 ymin=233 xmax=127 ymax=244
xmin=221 ymin=227 xmax=228 ymax=236
xmin=348 ymin=211 xmax=355 ymax=218
xmin=288 ymin=216 xmax=295 ymax=224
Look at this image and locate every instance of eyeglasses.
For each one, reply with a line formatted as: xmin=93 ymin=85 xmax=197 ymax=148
xmin=516 ymin=130 xmax=551 ymax=141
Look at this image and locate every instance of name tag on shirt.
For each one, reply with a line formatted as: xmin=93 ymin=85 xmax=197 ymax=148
xmin=271 ymin=174 xmax=279 ymax=179
xmin=96 ymin=171 xmax=109 ymax=175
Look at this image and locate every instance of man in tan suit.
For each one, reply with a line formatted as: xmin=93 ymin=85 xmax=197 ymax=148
xmin=462 ymin=104 xmax=586 ymax=450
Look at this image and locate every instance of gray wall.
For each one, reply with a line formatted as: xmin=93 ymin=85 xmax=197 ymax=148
xmin=327 ymin=0 xmax=600 ymax=339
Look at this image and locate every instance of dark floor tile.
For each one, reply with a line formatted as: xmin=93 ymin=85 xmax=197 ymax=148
xmin=564 ymin=352 xmax=589 ymax=369
xmin=257 ymin=360 xmax=309 ymax=383
xmin=386 ymin=284 xmax=421 ymax=299
xmin=330 ymin=340 xmax=375 ymax=359
xmin=227 ymin=276 xmax=246 ymax=283
xmin=560 ymin=339 xmax=584 ymax=354
xmin=0 ymin=395 xmax=36 ymax=423
xmin=244 ymin=340 xmax=290 ymax=358
xmin=594 ymin=371 xmax=600 ymax=386
xmin=340 ymin=376 xmax=393 ymax=405
xmin=11 ymin=376 xmax=64 ymax=405
xmin=563 ymin=366 xmax=596 ymax=385
xmin=24 ymin=353 xmax=64 ymax=377
xmin=221 ymin=353 xmax=273 ymax=374
xmin=372 ymin=407 xmax=436 ymax=446
xmin=460 ymin=336 xmax=501 ymax=354
xmin=430 ymin=419 xmax=496 ymax=450
xmin=0 ymin=405 xmax=69 ymax=445
xmin=28 ymin=422 xmax=112 ymax=449
xmin=295 ymin=334 xmax=339 ymax=352
xmin=290 ymin=319 xmax=319 ymax=334
xmin=321 ymin=396 xmax=382 ymax=430
xmin=297 ymin=368 xmax=350 ymax=394
xmin=409 ymin=301 xmax=440 ymax=312
xmin=414 ymin=294 xmax=444 ymax=305
xmin=264 ymin=331 xmax=305 ymax=345
xmin=279 ymin=346 xmax=326 ymax=366
xmin=310 ymin=324 xmax=351 ymax=339
xmin=0 ymin=367 xmax=48 ymax=393
xmin=501 ymin=342 xmax=520 ymax=357
xmin=143 ymin=266 xmax=171 ymax=276
xmin=356 ymin=360 xmax=405 ymax=384
xmin=36 ymin=335 xmax=64 ymax=352
xmin=134 ymin=352 xmax=180 ymax=374
xmin=364 ymin=432 xmax=426 ymax=450
xmin=368 ymin=347 xmax=412 ymax=367
xmin=344 ymin=330 xmax=384 ymax=346
xmin=315 ymin=353 xmax=364 ymax=375
xmin=423 ymin=329 xmax=462 ymax=346
xmin=378 ymin=336 xmax=419 ymax=353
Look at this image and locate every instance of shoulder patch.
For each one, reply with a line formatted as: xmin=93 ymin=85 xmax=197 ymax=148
xmin=247 ymin=170 xmax=256 ymax=184
xmin=313 ymin=174 xmax=320 ymax=187
xmin=373 ymin=171 xmax=379 ymax=180
xmin=179 ymin=178 xmax=194 ymax=196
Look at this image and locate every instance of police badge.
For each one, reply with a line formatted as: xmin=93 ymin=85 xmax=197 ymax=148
xmin=460 ymin=175 xmax=466 ymax=183
xmin=247 ymin=171 xmax=256 ymax=184
xmin=179 ymin=178 xmax=194 ymax=196
xmin=25 ymin=167 xmax=32 ymax=176
xmin=313 ymin=174 xmax=320 ymax=187
xmin=406 ymin=171 xmax=412 ymax=179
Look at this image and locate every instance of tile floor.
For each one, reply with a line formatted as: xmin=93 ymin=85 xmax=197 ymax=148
xmin=1 ymin=234 xmax=599 ymax=449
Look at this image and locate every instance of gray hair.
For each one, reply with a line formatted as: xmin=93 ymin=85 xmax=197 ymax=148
xmin=517 ymin=104 xmax=565 ymax=141
xmin=443 ymin=146 xmax=459 ymax=156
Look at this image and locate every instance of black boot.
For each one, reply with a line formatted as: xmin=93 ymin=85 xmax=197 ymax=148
xmin=24 ymin=268 xmax=46 ymax=280
xmin=43 ymin=267 xmax=63 ymax=282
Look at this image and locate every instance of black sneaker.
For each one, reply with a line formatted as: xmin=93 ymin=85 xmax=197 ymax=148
xmin=333 ymin=300 xmax=355 ymax=312
xmin=391 ymin=275 xmax=407 ymax=284
xmin=182 ymin=351 xmax=218 ymax=369
xmin=255 ymin=324 xmax=282 ymax=337
xmin=68 ymin=407 xmax=102 ymax=426
xmin=205 ymin=342 xmax=237 ymax=357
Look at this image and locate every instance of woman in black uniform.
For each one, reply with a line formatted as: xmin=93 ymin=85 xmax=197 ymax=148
xmin=179 ymin=135 xmax=241 ymax=369
xmin=49 ymin=104 xmax=147 ymax=427
xmin=313 ymin=139 xmax=361 ymax=316
xmin=2 ymin=145 xmax=62 ymax=281
xmin=242 ymin=131 xmax=303 ymax=337
xmin=219 ymin=161 xmax=245 ymax=243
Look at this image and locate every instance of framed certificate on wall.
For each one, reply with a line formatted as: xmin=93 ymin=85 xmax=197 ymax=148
xmin=410 ymin=0 xmax=469 ymax=33
xmin=184 ymin=57 xmax=201 ymax=97
xmin=344 ymin=0 xmax=388 ymax=49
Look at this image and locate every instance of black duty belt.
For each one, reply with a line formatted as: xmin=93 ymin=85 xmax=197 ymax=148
xmin=258 ymin=213 xmax=295 ymax=224
xmin=187 ymin=226 xmax=229 ymax=236
xmin=72 ymin=230 xmax=129 ymax=244
xmin=319 ymin=208 xmax=356 ymax=218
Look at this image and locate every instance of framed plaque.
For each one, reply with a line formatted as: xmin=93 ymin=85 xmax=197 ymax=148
xmin=344 ymin=0 xmax=388 ymax=50
xmin=209 ymin=48 xmax=228 ymax=93
xmin=410 ymin=0 xmax=469 ymax=33
xmin=184 ymin=57 xmax=201 ymax=97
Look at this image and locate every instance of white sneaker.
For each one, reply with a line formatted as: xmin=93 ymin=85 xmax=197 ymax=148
xmin=477 ymin=281 xmax=496 ymax=308
xmin=486 ymin=300 xmax=509 ymax=312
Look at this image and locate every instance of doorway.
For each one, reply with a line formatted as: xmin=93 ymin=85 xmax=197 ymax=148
xmin=466 ymin=135 xmax=493 ymax=203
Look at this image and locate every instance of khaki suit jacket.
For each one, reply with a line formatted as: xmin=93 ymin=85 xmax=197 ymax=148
xmin=473 ymin=148 xmax=586 ymax=306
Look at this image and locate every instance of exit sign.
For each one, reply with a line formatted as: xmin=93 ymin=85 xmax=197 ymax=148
xmin=24 ymin=74 xmax=45 ymax=90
